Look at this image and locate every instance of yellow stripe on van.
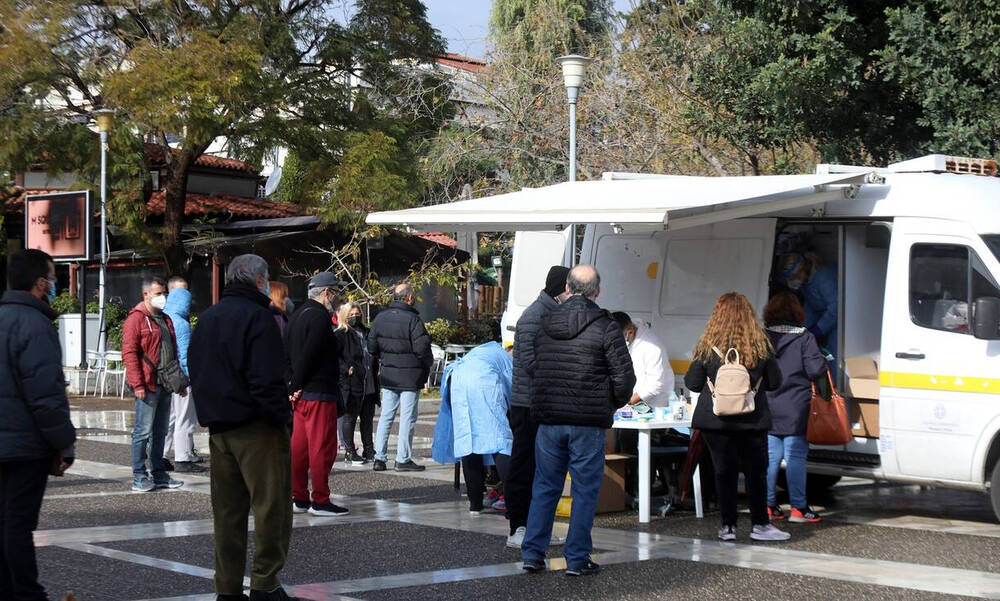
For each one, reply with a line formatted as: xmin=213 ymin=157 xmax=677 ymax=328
xmin=880 ymin=371 xmax=1000 ymax=394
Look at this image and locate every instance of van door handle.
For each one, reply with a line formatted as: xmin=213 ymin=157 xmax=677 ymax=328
xmin=895 ymin=352 xmax=926 ymax=360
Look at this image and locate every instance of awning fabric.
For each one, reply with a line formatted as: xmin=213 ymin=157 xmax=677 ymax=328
xmin=367 ymin=173 xmax=868 ymax=232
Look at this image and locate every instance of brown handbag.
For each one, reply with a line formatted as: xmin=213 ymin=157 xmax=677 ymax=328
xmin=806 ymin=369 xmax=853 ymax=445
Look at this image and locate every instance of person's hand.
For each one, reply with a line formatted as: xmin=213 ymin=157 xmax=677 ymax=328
xmin=59 ymin=456 xmax=74 ymax=474
xmin=628 ymin=393 xmax=642 ymax=405
xmin=179 ymin=387 xmax=188 ymax=397
xmin=289 ymin=389 xmax=302 ymax=402
xmin=348 ymin=366 xmax=354 ymax=376
xmin=135 ymin=389 xmax=146 ymax=401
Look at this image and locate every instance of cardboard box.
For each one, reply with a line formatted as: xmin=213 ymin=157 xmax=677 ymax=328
xmin=845 ymin=356 xmax=880 ymax=400
xmin=556 ymin=453 xmax=628 ymax=516
xmin=847 ymin=396 xmax=880 ymax=438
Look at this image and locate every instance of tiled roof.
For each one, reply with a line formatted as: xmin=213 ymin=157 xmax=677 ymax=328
xmin=146 ymin=191 xmax=301 ymax=218
xmin=415 ymin=231 xmax=458 ymax=248
xmin=3 ymin=187 xmax=300 ymax=219
xmin=436 ymin=53 xmax=488 ymax=74
xmin=145 ymin=144 xmax=258 ymax=174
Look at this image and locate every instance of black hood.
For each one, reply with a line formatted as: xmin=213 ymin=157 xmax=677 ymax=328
xmin=0 ymin=290 xmax=58 ymax=320
xmin=542 ymin=295 xmax=607 ymax=341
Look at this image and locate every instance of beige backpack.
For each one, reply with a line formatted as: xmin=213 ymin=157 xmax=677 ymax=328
xmin=706 ymin=347 xmax=761 ymax=416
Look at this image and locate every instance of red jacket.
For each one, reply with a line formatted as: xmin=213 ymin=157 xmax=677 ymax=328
xmin=122 ymin=302 xmax=177 ymax=395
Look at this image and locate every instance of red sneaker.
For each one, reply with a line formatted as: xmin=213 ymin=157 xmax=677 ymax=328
xmin=789 ymin=507 xmax=822 ymax=523
xmin=767 ymin=505 xmax=786 ymax=521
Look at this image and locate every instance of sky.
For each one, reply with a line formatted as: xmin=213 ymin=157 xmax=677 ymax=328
xmin=423 ymin=0 xmax=635 ymax=59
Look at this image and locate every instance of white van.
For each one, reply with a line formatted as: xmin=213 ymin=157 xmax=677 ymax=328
xmin=368 ymin=154 xmax=1000 ymax=519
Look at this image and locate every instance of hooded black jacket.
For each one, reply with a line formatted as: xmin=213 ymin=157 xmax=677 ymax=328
xmin=367 ymin=301 xmax=433 ymax=391
xmin=189 ymin=283 xmax=290 ymax=434
xmin=527 ymin=295 xmax=636 ymax=428
xmin=0 ymin=291 xmax=76 ymax=461
xmin=510 ymin=291 xmax=559 ymax=409
xmin=766 ymin=327 xmax=828 ymax=436
xmin=284 ymin=299 xmax=341 ymax=402
xmin=334 ymin=323 xmax=379 ymax=414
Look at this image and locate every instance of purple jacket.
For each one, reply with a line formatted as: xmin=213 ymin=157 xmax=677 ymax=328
xmin=765 ymin=326 xmax=828 ymax=436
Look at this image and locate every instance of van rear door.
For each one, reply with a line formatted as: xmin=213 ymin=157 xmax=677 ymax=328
xmin=502 ymin=229 xmax=571 ymax=344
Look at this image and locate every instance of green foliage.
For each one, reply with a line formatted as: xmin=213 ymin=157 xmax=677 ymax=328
xmin=491 ymin=0 xmax=614 ymax=55
xmin=50 ymin=294 xmax=127 ymax=349
xmin=881 ymin=0 xmax=1000 ymax=155
xmin=273 ymin=150 xmax=307 ymax=206
xmin=424 ymin=317 xmax=498 ymax=347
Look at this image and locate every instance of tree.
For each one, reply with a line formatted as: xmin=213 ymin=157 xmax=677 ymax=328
xmin=881 ymin=0 xmax=1000 ymax=156
xmin=0 ymin=0 xmax=448 ymax=275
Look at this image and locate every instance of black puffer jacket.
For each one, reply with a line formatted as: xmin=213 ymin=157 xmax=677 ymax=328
xmin=685 ymin=353 xmax=782 ymax=432
xmin=0 ymin=291 xmax=76 ymax=461
xmin=528 ymin=295 xmax=636 ymax=428
xmin=189 ymin=283 xmax=290 ymax=434
xmin=510 ymin=291 xmax=559 ymax=409
xmin=766 ymin=327 xmax=828 ymax=436
xmin=367 ymin=301 xmax=433 ymax=391
xmin=284 ymin=299 xmax=341 ymax=402
xmin=335 ymin=324 xmax=379 ymax=414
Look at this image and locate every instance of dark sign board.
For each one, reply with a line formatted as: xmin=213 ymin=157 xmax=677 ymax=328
xmin=25 ymin=191 xmax=92 ymax=262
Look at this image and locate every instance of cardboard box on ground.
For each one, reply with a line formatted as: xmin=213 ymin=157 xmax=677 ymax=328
xmin=845 ymin=356 xmax=880 ymax=438
xmin=555 ymin=431 xmax=628 ymax=517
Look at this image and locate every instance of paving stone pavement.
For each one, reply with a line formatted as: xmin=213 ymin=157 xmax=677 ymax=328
xmin=30 ymin=396 xmax=1000 ymax=601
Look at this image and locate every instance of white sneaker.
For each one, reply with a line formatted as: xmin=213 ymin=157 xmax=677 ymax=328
xmin=717 ymin=525 xmax=736 ymax=541
xmin=506 ymin=526 xmax=526 ymax=549
xmin=750 ymin=523 xmax=791 ymax=541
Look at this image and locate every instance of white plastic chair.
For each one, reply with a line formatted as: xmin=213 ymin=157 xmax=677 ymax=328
xmin=428 ymin=344 xmax=446 ymax=387
xmin=83 ymin=351 xmax=106 ymax=396
xmin=100 ymin=350 xmax=127 ymax=398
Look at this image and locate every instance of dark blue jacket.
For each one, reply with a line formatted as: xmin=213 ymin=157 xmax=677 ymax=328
xmin=528 ymin=295 xmax=636 ymax=429
xmin=766 ymin=327 xmax=828 ymax=436
xmin=0 ymin=291 xmax=76 ymax=461
xmin=510 ymin=291 xmax=559 ymax=409
xmin=189 ymin=283 xmax=290 ymax=434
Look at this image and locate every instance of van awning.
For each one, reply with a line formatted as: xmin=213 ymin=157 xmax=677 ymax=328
xmin=367 ymin=173 xmax=869 ymax=232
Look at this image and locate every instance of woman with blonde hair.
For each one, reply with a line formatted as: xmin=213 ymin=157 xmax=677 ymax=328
xmin=684 ymin=292 xmax=787 ymax=542
xmin=268 ymin=280 xmax=291 ymax=336
xmin=334 ymin=301 xmax=378 ymax=464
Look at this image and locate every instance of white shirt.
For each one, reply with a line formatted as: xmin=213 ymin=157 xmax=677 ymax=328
xmin=628 ymin=324 xmax=674 ymax=407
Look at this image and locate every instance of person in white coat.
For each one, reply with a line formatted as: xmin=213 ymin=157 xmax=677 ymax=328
xmin=611 ymin=312 xmax=674 ymax=408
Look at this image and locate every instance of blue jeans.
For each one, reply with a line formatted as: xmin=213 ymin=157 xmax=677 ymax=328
xmin=522 ymin=424 xmax=605 ymax=569
xmin=374 ymin=389 xmax=418 ymax=463
xmin=132 ymin=388 xmax=172 ymax=483
xmin=767 ymin=434 xmax=809 ymax=508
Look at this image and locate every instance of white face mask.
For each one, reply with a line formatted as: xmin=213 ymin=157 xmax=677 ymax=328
xmin=786 ymin=278 xmax=804 ymax=291
xmin=151 ymin=295 xmax=167 ymax=311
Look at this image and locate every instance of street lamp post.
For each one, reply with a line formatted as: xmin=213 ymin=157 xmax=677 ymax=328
xmin=94 ymin=108 xmax=114 ymax=354
xmin=556 ymin=54 xmax=591 ymax=265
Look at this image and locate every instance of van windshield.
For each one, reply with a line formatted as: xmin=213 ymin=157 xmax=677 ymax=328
xmin=985 ymin=235 xmax=1000 ymax=263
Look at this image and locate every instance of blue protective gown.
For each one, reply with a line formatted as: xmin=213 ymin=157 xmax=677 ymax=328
xmin=431 ymin=342 xmax=513 ymax=464
xmin=802 ymin=263 xmax=838 ymax=358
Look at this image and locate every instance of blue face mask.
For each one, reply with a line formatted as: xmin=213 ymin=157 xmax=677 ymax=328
xmin=46 ymin=278 xmax=57 ymax=302
xmin=263 ymin=280 xmax=271 ymax=297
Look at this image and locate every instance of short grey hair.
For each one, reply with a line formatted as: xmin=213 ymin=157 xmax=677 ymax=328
xmin=142 ymin=275 xmax=166 ymax=293
xmin=393 ymin=283 xmax=413 ymax=302
xmin=567 ymin=264 xmax=600 ymax=299
xmin=307 ymin=286 xmax=328 ymax=300
xmin=225 ymin=254 xmax=269 ymax=285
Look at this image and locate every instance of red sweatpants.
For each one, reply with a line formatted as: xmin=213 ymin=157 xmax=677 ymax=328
xmin=291 ymin=399 xmax=338 ymax=505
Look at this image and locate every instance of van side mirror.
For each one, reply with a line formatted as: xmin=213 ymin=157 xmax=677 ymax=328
xmin=973 ymin=297 xmax=1000 ymax=340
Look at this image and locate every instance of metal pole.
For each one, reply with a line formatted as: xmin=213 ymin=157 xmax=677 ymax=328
xmin=79 ymin=264 xmax=87 ymax=369
xmin=98 ymin=130 xmax=108 ymax=354
xmin=568 ymin=89 xmax=579 ymax=265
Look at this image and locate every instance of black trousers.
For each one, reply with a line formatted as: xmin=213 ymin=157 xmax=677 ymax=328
xmin=701 ymin=429 xmax=769 ymax=528
xmin=339 ymin=393 xmax=378 ymax=457
xmin=505 ymin=406 xmax=538 ymax=534
xmin=462 ymin=453 xmax=511 ymax=511
xmin=0 ymin=457 xmax=51 ymax=601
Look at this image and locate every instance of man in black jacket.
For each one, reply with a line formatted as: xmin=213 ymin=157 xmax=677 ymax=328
xmin=284 ymin=271 xmax=348 ymax=517
xmin=521 ymin=265 xmax=635 ymax=577
xmin=188 ymin=254 xmax=301 ymax=601
xmin=0 ymin=249 xmax=76 ymax=601
xmin=505 ymin=265 xmax=569 ymax=548
xmin=368 ymin=283 xmax=433 ymax=472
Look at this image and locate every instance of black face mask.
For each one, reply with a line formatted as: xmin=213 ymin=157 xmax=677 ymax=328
xmin=348 ymin=316 xmax=361 ymax=328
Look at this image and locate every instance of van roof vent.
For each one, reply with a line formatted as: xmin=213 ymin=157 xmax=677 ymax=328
xmin=887 ymin=154 xmax=998 ymax=176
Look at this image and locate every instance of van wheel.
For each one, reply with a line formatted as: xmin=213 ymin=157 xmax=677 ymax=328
xmin=806 ymin=474 xmax=842 ymax=493
xmin=991 ymin=462 xmax=1000 ymax=523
